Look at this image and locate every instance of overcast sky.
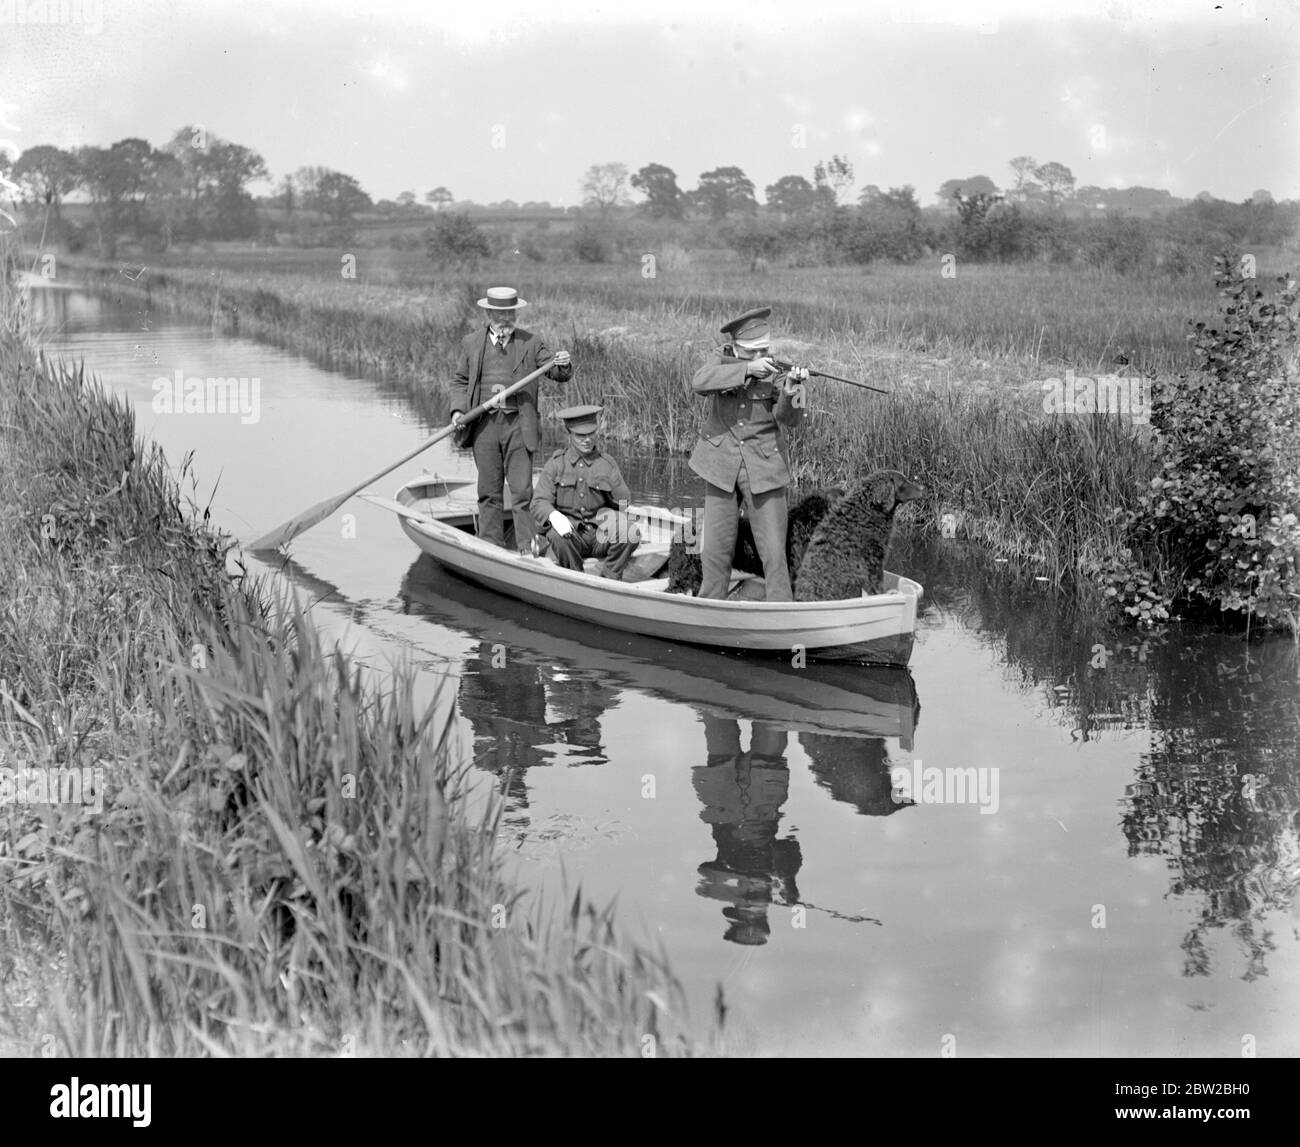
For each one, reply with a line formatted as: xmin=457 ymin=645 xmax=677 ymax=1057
xmin=3 ymin=0 xmax=1296 ymax=206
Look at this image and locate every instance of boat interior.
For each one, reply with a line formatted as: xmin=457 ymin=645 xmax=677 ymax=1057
xmin=392 ymin=472 xmax=769 ymax=596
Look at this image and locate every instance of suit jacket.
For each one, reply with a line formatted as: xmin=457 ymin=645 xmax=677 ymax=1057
xmin=448 ymin=325 xmax=573 ymax=452
xmin=687 ymin=352 xmax=805 ymax=495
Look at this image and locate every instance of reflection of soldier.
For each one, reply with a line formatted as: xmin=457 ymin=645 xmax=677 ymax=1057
xmin=800 ymin=733 xmax=910 ymax=816
xmin=692 ymin=714 xmax=802 ymax=946
xmin=457 ymin=642 xmax=549 ymax=808
xmin=545 ymin=671 xmax=614 ymax=765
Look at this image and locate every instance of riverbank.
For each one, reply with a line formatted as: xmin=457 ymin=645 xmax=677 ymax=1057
xmin=0 ymin=253 xmax=705 ymax=1056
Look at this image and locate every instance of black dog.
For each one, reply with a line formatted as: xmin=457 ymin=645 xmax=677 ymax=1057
xmin=795 ymin=470 xmax=924 ymax=600
xmin=665 ymin=488 xmax=844 ymax=596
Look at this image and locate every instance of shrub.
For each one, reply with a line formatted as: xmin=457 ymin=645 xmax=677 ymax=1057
xmin=1081 ymin=214 xmax=1151 ymax=275
xmin=1097 ymin=259 xmax=1300 ymax=629
xmin=572 ymin=224 xmax=609 ymax=263
xmin=425 ymin=212 xmax=491 ymax=268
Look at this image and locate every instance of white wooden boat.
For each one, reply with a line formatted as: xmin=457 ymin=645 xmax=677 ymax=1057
xmin=363 ymin=472 xmax=923 ymax=667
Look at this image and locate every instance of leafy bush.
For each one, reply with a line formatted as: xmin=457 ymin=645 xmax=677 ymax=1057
xmin=572 ymin=223 xmax=609 ymax=263
xmin=1097 ymin=259 xmax=1299 ymax=629
xmin=1081 ymin=214 xmax=1151 ymax=275
xmin=424 ymin=212 xmax=491 ymax=268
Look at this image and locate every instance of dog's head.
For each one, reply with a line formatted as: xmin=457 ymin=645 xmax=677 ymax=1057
xmin=863 ymin=470 xmax=926 ymax=514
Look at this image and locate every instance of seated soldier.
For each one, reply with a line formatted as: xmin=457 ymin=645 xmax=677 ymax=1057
xmin=531 ymin=405 xmax=641 ymax=579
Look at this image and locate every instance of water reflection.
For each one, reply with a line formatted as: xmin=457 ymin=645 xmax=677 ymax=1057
xmin=801 ymin=732 xmax=910 ymax=818
xmin=694 ymin=716 xmax=802 ymax=946
xmin=1122 ymin=637 xmax=1300 ymax=980
xmin=902 ymin=529 xmax=1300 ymax=978
xmin=460 ymin=643 xmax=551 ymax=809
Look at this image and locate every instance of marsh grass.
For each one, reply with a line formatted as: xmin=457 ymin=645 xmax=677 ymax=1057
xmin=0 ymin=246 xmax=701 ymax=1057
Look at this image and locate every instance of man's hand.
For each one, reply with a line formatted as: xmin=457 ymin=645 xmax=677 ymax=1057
xmin=784 ymin=365 xmax=810 ymax=385
xmin=745 ymin=356 xmax=776 ymax=379
xmin=552 ymin=350 xmax=571 ymax=368
xmin=450 ymin=410 xmax=464 ymax=427
xmin=548 ymin=511 xmax=573 ymax=537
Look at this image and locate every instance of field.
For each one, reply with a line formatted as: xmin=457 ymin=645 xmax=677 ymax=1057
xmin=58 ymin=243 xmax=1297 ymax=594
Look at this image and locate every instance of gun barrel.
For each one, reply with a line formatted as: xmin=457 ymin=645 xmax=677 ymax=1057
xmin=772 ymin=358 xmax=889 ymax=395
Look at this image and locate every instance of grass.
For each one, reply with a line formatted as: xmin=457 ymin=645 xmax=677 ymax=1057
xmin=0 ymin=243 xmax=704 ymax=1057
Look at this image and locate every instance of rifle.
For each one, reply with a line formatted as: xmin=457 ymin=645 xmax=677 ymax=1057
xmin=768 ymin=358 xmax=890 ymax=395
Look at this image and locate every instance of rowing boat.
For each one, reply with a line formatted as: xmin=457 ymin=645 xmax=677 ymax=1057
xmin=364 ymin=472 xmax=923 ymax=666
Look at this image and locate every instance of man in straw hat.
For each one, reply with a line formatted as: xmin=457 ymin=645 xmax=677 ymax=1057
xmin=531 ymin=404 xmax=641 ymax=579
xmin=449 ymin=286 xmax=572 ymax=551
xmin=689 ymin=307 xmax=809 ymax=600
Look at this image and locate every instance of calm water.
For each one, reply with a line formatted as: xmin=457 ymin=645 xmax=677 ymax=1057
xmin=34 ymin=285 xmax=1300 ymax=1057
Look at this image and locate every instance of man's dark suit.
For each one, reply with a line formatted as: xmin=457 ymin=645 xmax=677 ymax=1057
xmin=448 ymin=325 xmax=572 ymax=549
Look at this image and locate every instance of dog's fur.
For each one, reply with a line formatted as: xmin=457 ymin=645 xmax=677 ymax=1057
xmin=665 ymin=488 xmax=845 ymax=596
xmin=794 ymin=470 xmax=924 ymax=601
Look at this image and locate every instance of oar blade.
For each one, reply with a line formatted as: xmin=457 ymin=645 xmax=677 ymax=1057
xmin=248 ymin=492 xmax=351 ymax=552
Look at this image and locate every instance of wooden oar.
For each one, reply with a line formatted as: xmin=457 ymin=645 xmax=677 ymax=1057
xmin=248 ymin=358 xmax=557 ymax=551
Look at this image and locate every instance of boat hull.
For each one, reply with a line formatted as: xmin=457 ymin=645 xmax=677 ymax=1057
xmin=394 ymin=510 xmax=920 ymax=666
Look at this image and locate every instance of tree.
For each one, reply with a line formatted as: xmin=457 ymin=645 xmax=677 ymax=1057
xmin=12 ymin=145 xmax=79 ymax=222
xmin=950 ymin=190 xmax=1007 ymax=260
xmin=858 ymin=185 xmax=925 ymax=262
xmin=813 ymin=154 xmax=855 ymax=206
xmin=580 ymin=162 xmax=629 ymax=219
xmin=936 ymin=175 xmax=999 ymax=206
xmin=162 ymin=127 xmax=267 ymax=240
xmin=630 ymin=162 xmax=684 ymax=220
xmin=693 ymin=166 xmax=757 ymax=221
xmin=766 ymin=174 xmax=817 ymax=217
xmin=278 ymin=175 xmax=296 ymax=218
xmin=206 ymin=140 xmax=268 ymax=237
xmin=397 ymin=190 xmax=417 ymax=210
xmin=309 ymin=170 xmax=372 ymax=223
xmin=425 ymin=186 xmax=453 ymax=211
xmin=1251 ymin=189 xmax=1275 ymax=206
xmin=1034 ymin=161 xmax=1076 ymax=207
xmin=1008 ymin=156 xmax=1039 ymax=202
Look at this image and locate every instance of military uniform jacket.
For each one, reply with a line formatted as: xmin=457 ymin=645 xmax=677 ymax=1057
xmin=448 ymin=325 xmax=573 ymax=453
xmin=687 ymin=352 xmax=805 ymax=495
xmin=531 ymin=446 xmax=632 ymax=529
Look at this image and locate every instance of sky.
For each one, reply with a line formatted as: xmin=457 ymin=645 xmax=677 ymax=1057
xmin=1 ymin=0 xmax=1297 ymax=207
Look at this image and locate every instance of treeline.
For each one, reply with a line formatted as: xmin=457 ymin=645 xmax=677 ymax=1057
xmin=3 ymin=129 xmax=1295 ymax=274
xmin=560 ymin=158 xmax=1297 ymax=275
xmin=1 ymin=127 xmax=268 ymax=256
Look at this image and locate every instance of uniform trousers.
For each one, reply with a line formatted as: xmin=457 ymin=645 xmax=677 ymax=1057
xmin=699 ymin=463 xmax=791 ymax=601
xmin=544 ymin=508 xmax=640 ymax=579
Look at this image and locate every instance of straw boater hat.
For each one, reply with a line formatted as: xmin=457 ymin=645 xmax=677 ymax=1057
xmin=477 ymin=286 xmax=529 ymax=310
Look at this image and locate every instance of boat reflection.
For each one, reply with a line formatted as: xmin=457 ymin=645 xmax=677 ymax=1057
xmin=398 ymin=554 xmax=921 ymax=748
xmin=398 ymin=554 xmax=919 ymax=945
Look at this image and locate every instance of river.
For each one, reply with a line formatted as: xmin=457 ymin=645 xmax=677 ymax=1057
xmin=32 ymin=284 xmax=1300 ymax=1057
